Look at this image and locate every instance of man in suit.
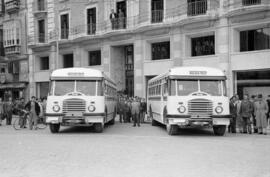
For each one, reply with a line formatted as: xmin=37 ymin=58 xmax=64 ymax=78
xmin=109 ymin=9 xmax=118 ymax=30
xmin=25 ymin=96 xmax=40 ymax=130
xmin=4 ymin=97 xmax=13 ymax=125
xmin=229 ymin=96 xmax=237 ymax=133
xmin=131 ymin=97 xmax=140 ymax=127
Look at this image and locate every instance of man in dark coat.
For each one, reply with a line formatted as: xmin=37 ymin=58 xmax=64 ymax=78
xmin=239 ymin=94 xmax=253 ymax=134
xmin=25 ymin=96 xmax=40 ymax=130
xmin=229 ymin=96 xmax=237 ymax=133
xmin=4 ymin=97 xmax=14 ymax=125
xmin=109 ymin=9 xmax=118 ymax=30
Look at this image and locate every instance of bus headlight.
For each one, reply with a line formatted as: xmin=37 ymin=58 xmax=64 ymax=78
xmin=215 ymin=106 xmax=223 ymax=114
xmin=88 ymin=105 xmax=96 ymax=112
xmin=52 ymin=105 xmax=60 ymax=112
xmin=177 ymin=106 xmax=186 ymax=113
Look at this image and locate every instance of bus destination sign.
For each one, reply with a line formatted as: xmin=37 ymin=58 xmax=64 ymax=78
xmin=189 ymin=71 xmax=207 ymax=75
xmin=67 ymin=72 xmax=85 ymax=77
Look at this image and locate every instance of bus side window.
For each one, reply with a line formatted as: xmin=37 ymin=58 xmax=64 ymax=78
xmin=169 ymin=80 xmax=176 ymax=96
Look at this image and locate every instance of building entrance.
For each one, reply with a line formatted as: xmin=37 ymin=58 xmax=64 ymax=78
xmin=111 ymin=45 xmax=134 ymax=97
xmin=235 ymin=70 xmax=270 ymax=99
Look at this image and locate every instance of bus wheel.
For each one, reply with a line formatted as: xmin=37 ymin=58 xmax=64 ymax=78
xmin=49 ymin=124 xmax=60 ymax=133
xmin=213 ymin=125 xmax=226 ymax=136
xmin=167 ymin=124 xmax=178 ymax=135
xmin=94 ymin=123 xmax=104 ymax=133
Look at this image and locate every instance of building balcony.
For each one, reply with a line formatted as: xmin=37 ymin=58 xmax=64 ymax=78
xmin=151 ymin=10 xmax=163 ymax=23
xmin=5 ymin=0 xmax=20 ymax=14
xmin=225 ymin=0 xmax=270 ymax=17
xmin=187 ymin=0 xmax=208 ymax=16
xmin=4 ymin=45 xmax=20 ymax=55
xmin=33 ymin=0 xmax=47 ymax=16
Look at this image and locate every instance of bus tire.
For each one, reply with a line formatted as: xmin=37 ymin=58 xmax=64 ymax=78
xmin=49 ymin=124 xmax=60 ymax=133
xmin=94 ymin=123 xmax=104 ymax=133
xmin=213 ymin=125 xmax=226 ymax=136
xmin=167 ymin=124 xmax=178 ymax=135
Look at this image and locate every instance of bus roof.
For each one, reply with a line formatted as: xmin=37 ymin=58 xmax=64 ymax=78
xmin=149 ymin=66 xmax=226 ymax=83
xmin=50 ymin=68 xmax=116 ymax=85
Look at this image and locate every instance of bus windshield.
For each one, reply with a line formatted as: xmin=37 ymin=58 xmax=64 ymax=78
xmin=175 ymin=80 xmax=223 ymax=96
xmin=200 ymin=80 xmax=222 ymax=96
xmin=76 ymin=80 xmax=98 ymax=96
xmin=54 ymin=80 xmax=75 ymax=96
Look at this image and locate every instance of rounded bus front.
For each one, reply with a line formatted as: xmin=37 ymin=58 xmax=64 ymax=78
xmin=147 ymin=67 xmax=231 ymax=136
xmin=45 ymin=68 xmax=117 ymax=133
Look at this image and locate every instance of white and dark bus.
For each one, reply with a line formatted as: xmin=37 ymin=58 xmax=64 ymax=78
xmin=147 ymin=67 xmax=230 ymax=136
xmin=46 ymin=68 xmax=117 ymax=133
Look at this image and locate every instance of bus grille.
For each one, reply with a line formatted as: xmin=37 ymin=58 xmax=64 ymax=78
xmin=188 ymin=99 xmax=213 ymax=115
xmin=62 ymin=98 xmax=86 ymax=113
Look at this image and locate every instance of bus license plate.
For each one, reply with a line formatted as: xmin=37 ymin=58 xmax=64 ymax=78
xmin=66 ymin=113 xmax=83 ymax=117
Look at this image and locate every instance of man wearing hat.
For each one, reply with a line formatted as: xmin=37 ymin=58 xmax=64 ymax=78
xmin=254 ymin=94 xmax=269 ymax=135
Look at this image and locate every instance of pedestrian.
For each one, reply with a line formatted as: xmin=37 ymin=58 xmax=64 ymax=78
xmin=25 ymin=96 xmax=40 ymax=130
xmin=239 ymin=94 xmax=253 ymax=134
xmin=17 ymin=98 xmax=26 ymax=128
xmin=235 ymin=94 xmax=243 ymax=133
xmin=266 ymin=95 xmax=270 ymax=128
xmin=118 ymin=9 xmax=125 ymax=29
xmin=254 ymin=94 xmax=269 ymax=135
xmin=0 ymin=98 xmax=4 ymax=126
xmin=41 ymin=97 xmax=47 ymax=123
xmin=109 ymin=9 xmax=118 ymax=30
xmin=118 ymin=97 xmax=124 ymax=123
xmin=228 ymin=96 xmax=237 ymax=133
xmin=131 ymin=97 xmax=140 ymax=127
xmin=250 ymin=95 xmax=257 ymax=133
xmin=4 ymin=97 xmax=13 ymax=125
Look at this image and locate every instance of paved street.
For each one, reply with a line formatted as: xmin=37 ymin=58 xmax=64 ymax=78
xmin=0 ymin=116 xmax=270 ymax=177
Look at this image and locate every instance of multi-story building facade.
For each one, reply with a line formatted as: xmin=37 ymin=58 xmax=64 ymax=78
xmin=0 ymin=0 xmax=29 ymax=101
xmin=27 ymin=0 xmax=270 ymax=99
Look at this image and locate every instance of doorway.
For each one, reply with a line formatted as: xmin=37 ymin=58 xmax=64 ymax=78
xmin=116 ymin=0 xmax=126 ymax=29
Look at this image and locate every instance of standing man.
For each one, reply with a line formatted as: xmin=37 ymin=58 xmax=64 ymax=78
xmin=0 ymin=98 xmax=4 ymax=126
xmin=17 ymin=98 xmax=26 ymax=128
xmin=131 ymin=97 xmax=140 ymax=127
xmin=254 ymin=94 xmax=269 ymax=135
xmin=239 ymin=94 xmax=253 ymax=134
xmin=118 ymin=97 xmax=124 ymax=123
xmin=235 ymin=94 xmax=242 ymax=133
xmin=228 ymin=96 xmax=237 ymax=133
xmin=109 ymin=9 xmax=118 ymax=30
xmin=25 ymin=96 xmax=40 ymax=130
xmin=4 ymin=97 xmax=13 ymax=125
xmin=266 ymin=95 xmax=270 ymax=128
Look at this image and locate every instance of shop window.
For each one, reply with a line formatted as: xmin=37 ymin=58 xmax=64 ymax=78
xmin=40 ymin=56 xmax=49 ymax=70
xmin=63 ymin=53 xmax=73 ymax=68
xmin=240 ymin=27 xmax=270 ymax=52
xmin=191 ymin=35 xmax=215 ymax=56
xmin=88 ymin=50 xmax=101 ymax=66
xmin=151 ymin=41 xmax=170 ymax=60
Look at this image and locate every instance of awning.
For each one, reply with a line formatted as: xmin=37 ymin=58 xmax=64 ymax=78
xmin=0 ymin=83 xmax=27 ymax=89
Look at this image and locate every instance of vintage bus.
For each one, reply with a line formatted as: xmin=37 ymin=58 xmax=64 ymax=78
xmin=147 ymin=67 xmax=230 ymax=136
xmin=46 ymin=68 xmax=117 ymax=133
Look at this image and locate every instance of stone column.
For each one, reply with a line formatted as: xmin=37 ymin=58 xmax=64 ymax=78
xmin=102 ymin=44 xmax=111 ymax=77
xmin=28 ymin=48 xmax=36 ymax=98
xmin=134 ymin=38 xmax=144 ymax=97
xmin=74 ymin=45 xmax=82 ymax=67
xmin=216 ymin=17 xmax=231 ymax=96
xmin=172 ymin=28 xmax=183 ymax=67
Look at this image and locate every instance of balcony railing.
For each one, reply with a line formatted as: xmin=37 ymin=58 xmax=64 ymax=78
xmin=28 ymin=1 xmax=221 ymax=45
xmin=188 ymin=0 xmax=207 ymax=16
xmin=4 ymin=46 xmax=20 ymax=55
xmin=151 ymin=10 xmax=163 ymax=23
xmin=242 ymin=0 xmax=261 ymax=6
xmin=5 ymin=0 xmax=20 ymax=13
xmin=37 ymin=0 xmax=45 ymax=11
xmin=38 ymin=33 xmax=45 ymax=43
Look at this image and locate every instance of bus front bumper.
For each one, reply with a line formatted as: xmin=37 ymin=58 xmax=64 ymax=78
xmin=45 ymin=113 xmax=105 ymax=124
xmin=167 ymin=115 xmax=231 ymax=126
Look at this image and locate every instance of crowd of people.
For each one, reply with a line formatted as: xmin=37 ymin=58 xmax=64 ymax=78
xmin=0 ymin=96 xmax=47 ymax=130
xmin=117 ymin=95 xmax=147 ymax=127
xmin=229 ymin=94 xmax=270 ymax=135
